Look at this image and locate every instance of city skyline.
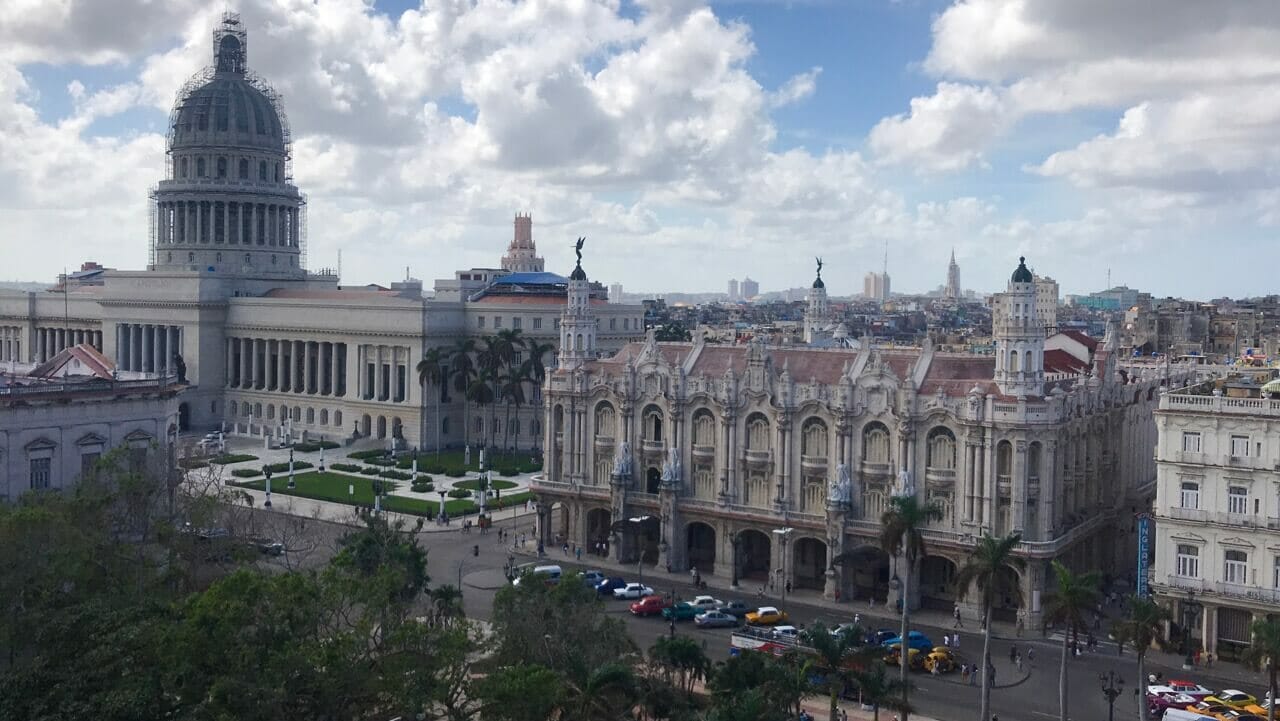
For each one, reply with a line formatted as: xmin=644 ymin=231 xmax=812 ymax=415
xmin=4 ymin=1 xmax=1278 ymax=299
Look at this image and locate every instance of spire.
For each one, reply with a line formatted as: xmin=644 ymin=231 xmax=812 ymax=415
xmin=213 ymin=12 xmax=247 ymax=75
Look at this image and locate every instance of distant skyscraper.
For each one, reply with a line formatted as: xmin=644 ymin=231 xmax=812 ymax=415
xmin=727 ymin=278 xmax=739 ymax=301
xmin=741 ymin=277 xmax=759 ymax=299
xmin=609 ymin=283 xmax=624 ymax=303
xmin=944 ymin=249 xmax=961 ymax=299
xmin=863 ymin=271 xmax=890 ymax=301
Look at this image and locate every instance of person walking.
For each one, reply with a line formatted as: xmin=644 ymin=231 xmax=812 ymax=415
xmin=954 ymin=604 xmax=963 ymax=628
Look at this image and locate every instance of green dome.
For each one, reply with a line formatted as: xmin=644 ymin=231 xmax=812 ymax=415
xmin=1011 ymin=256 xmax=1033 ymax=284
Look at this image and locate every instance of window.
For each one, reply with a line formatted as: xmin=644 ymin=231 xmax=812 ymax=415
xmin=513 ymin=317 xmax=522 ymax=329
xmin=610 ymin=318 xmax=617 ymax=330
xmin=80 ymin=453 xmax=100 ymax=477
xmin=1230 ymin=435 xmax=1250 ymax=457
xmin=216 ymin=157 xmax=227 ymax=178
xmin=216 ymin=252 xmax=222 ymax=262
xmin=441 ymin=417 xmax=449 ymax=435
xmin=1179 ymin=481 xmax=1200 ymax=509
xmin=180 ymin=158 xmax=188 ymax=178
xmin=239 ymin=158 xmax=249 ymax=179
xmin=188 ymin=252 xmax=195 ymax=263
xmin=1274 ymin=557 xmax=1280 ymax=589
xmin=196 ymin=158 xmax=206 ymax=177
xmin=477 ymin=316 xmax=485 ymax=329
xmin=623 ymin=318 xmax=629 ymax=330
xmin=1224 ymin=549 xmax=1248 ymax=585
xmin=493 ymin=316 xmax=502 ymax=328
xmin=1175 ymin=544 xmax=1199 ymax=578
xmin=30 ymin=458 xmax=51 ymax=490
xmin=259 ymin=160 xmax=268 ymax=180
xmin=533 ymin=317 xmax=542 ymax=330
xmin=1228 ymin=486 xmax=1249 ymax=515
xmin=244 ymin=253 xmax=251 ymax=265
xmin=1181 ymin=432 xmax=1202 ymax=453
xmin=531 ymin=419 xmax=540 ymax=435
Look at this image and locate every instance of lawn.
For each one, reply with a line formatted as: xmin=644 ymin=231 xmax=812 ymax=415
xmin=451 ymin=478 xmax=519 ymax=491
xmin=405 ymin=449 xmax=542 ymax=474
xmin=234 ymin=472 xmax=479 ymax=516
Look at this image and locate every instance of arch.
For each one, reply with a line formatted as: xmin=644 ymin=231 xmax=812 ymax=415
xmin=926 ymin=427 xmax=957 ymax=470
xmin=642 ymin=404 xmax=664 ymax=442
xmin=377 ymin=416 xmax=388 ymax=439
xmin=306 ymin=407 xmax=315 ymax=424
xmin=686 ymin=521 xmax=716 ymax=573
xmin=334 ymin=410 xmax=343 ymax=428
xmin=920 ymin=555 xmax=958 ymax=610
xmin=229 ymin=400 xmax=238 ymax=418
xmin=1028 ymin=441 xmax=1042 ymax=483
xmin=839 ymin=545 xmax=891 ymax=602
xmin=862 ymin=421 xmax=891 ymax=464
xmin=745 ymin=412 xmax=770 ymax=450
xmin=646 ymin=466 xmax=661 ymax=494
xmin=996 ymin=440 xmax=1013 ymax=479
xmin=267 ymin=405 xmax=275 ymax=420
xmin=991 ymin=566 xmax=1022 ymax=622
xmin=360 ymin=414 xmax=371 ymax=437
xmin=253 ymin=402 xmax=262 ymax=418
xmin=292 ymin=406 xmax=301 ymax=422
xmin=178 ymin=402 xmax=190 ymax=431
xmin=586 ymin=508 xmax=612 ymax=551
xmin=801 ymin=417 xmax=828 ymax=457
xmin=259 ymin=160 xmax=268 ymax=180
xmin=392 ymin=417 xmax=403 ymax=439
xmin=792 ymin=537 xmax=827 ymax=590
xmin=1024 ymin=350 xmax=1033 ymax=373
xmin=320 ymin=409 xmax=329 ymax=425
xmin=576 ymin=333 xmax=584 ymax=350
xmin=1009 ymin=350 xmax=1020 ymax=372
xmin=736 ymin=529 xmax=772 ymax=580
xmin=216 ymin=156 xmax=227 ymax=178
xmin=692 ymin=409 xmax=716 ymax=447
xmin=593 ymin=401 xmax=616 ymax=439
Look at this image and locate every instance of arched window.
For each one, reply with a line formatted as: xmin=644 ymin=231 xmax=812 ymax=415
xmin=253 ymin=403 xmax=262 ymax=418
xmin=334 ymin=410 xmax=343 ymax=428
xmin=801 ymin=418 xmax=827 ymax=458
xmin=267 ymin=405 xmax=275 ymax=420
xmin=643 ymin=406 xmax=664 ymax=442
xmin=292 ymin=406 xmax=301 ymax=422
xmin=271 ymin=254 xmax=277 ymax=265
xmin=320 ymin=409 xmax=329 ymax=425
xmin=745 ymin=413 xmax=770 ymax=451
xmin=693 ymin=410 xmax=716 ymax=448
xmin=996 ymin=440 xmax=1013 ymax=480
xmin=259 ymin=160 xmax=268 ymax=180
xmin=229 ymin=400 xmax=238 ymax=417
xmin=179 ymin=158 xmax=188 ymax=178
xmin=275 ymin=162 xmax=282 ymax=182
xmin=188 ymin=252 xmax=195 ymax=263
xmin=441 ymin=417 xmax=449 ymax=434
xmin=215 ymin=252 xmax=222 ymax=262
xmin=926 ymin=427 xmax=956 ymax=471
xmin=1028 ymin=442 xmax=1042 ymax=483
xmin=238 ymin=158 xmax=249 ymax=179
xmin=306 ymin=408 xmax=315 ymax=424
xmin=1009 ymin=350 xmax=1019 ymax=372
xmin=862 ymin=422 xmax=890 ymax=464
xmin=594 ymin=403 xmax=615 ymax=440
xmin=244 ymin=253 xmax=251 ymax=265
xmin=216 ymin=157 xmax=227 ymax=178
xmin=1024 ymin=350 xmax=1033 ymax=373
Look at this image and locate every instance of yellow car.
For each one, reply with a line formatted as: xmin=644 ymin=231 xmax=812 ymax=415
xmin=744 ymin=606 xmax=789 ymax=626
xmin=923 ymin=648 xmax=957 ymax=673
xmin=883 ymin=645 xmax=925 ymax=671
xmin=1186 ymin=701 xmax=1234 ymax=721
xmin=1210 ymin=691 xmax=1260 ymax=709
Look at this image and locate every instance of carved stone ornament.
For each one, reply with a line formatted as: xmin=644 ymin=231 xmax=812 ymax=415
xmin=827 ymin=462 xmax=852 ymax=505
xmin=612 ymin=440 xmax=633 ymax=478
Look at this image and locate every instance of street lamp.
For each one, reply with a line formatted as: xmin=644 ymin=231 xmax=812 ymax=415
xmin=438 ymin=490 xmax=447 ymax=524
xmin=1181 ymin=591 xmax=1203 ymax=670
xmin=287 ymin=447 xmax=296 ymax=489
xmin=772 ymin=527 xmax=794 ymax=603
xmin=629 ymin=516 xmax=653 ymax=584
xmin=263 ymin=466 xmax=273 ymax=508
xmin=729 ymin=532 xmax=742 ymax=590
xmin=1098 ymin=670 xmax=1124 ymax=721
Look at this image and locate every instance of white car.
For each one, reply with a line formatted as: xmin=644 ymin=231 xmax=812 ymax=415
xmin=688 ymin=595 xmax=722 ymax=612
xmin=613 ymin=582 xmax=654 ymax=600
xmin=771 ymin=625 xmax=800 ymax=640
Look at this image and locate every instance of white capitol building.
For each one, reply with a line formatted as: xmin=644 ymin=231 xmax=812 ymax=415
xmin=0 ymin=14 xmax=643 ymax=452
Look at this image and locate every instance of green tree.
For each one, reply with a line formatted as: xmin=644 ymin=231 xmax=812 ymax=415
xmin=473 ymin=663 xmax=564 ymax=721
xmin=851 ymin=661 xmax=912 ymax=721
xmin=417 ymin=345 xmax=450 ymax=454
xmin=802 ymin=620 xmax=874 ymax=721
xmin=448 ymin=337 xmax=478 ymax=450
xmin=1242 ymin=618 xmax=1280 ymax=721
xmin=1042 ymin=561 xmax=1101 ymax=721
xmin=953 ymin=533 xmax=1024 ymax=721
xmin=654 ymin=322 xmax=692 ymax=342
xmin=879 ymin=493 xmax=942 ymax=719
xmin=1113 ymin=596 xmax=1172 ymax=721
xmin=648 ymin=635 xmax=710 ymax=696
xmin=500 ymin=362 xmax=530 ymax=454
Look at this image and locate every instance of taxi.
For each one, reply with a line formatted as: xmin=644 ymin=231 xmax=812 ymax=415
xmin=1209 ymin=691 xmax=1259 ymax=710
xmin=883 ymin=644 xmax=925 ymax=671
xmin=1185 ymin=700 xmax=1235 ymax=721
xmin=745 ymin=606 xmax=789 ymax=626
xmin=923 ymin=647 xmax=957 ymax=673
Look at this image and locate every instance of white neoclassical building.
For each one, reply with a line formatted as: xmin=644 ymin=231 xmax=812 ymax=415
xmin=0 ymin=14 xmax=643 ymax=451
xmin=534 ymin=257 xmax=1189 ymax=626
xmin=1152 ymin=373 xmax=1280 ymax=661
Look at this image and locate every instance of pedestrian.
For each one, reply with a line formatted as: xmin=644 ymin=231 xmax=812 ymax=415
xmin=953 ymin=604 xmax=962 ymax=628
xmin=869 ymin=595 xmax=875 ymax=609
xmin=1015 ymin=652 xmax=1022 ymax=672
xmin=562 ymin=542 xmax=569 ymax=556
xmin=1009 ymin=644 xmax=1017 ymax=663
xmin=854 ymin=613 xmax=862 ymax=626
xmin=943 ymin=634 xmax=950 ymax=649
xmin=785 ymin=579 xmax=793 ymax=595
xmin=1027 ymin=647 xmax=1034 ymax=664
xmin=575 ymin=547 xmax=582 ymax=561
xmin=961 ymin=664 xmax=969 ymax=684
xmin=968 ymin=666 xmax=975 ymax=686
xmin=690 ymin=565 xmax=698 ymax=580
xmin=1205 ymin=652 xmax=1213 ymax=668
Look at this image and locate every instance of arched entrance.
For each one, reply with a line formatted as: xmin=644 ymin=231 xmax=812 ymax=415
xmin=586 ymin=508 xmax=612 ymax=554
xmin=377 ymin=416 xmax=387 ymax=439
xmin=391 ymin=417 xmax=403 ymax=439
xmin=736 ymin=529 xmax=772 ymax=581
xmin=837 ymin=545 xmax=891 ymax=603
xmin=178 ymin=402 xmax=190 ymax=431
xmin=686 ymin=522 xmax=716 ymax=573
xmin=920 ymin=555 xmax=958 ymax=610
xmin=792 ymin=537 xmax=828 ymax=590
xmin=646 ymin=466 xmax=661 ymax=494
xmin=992 ymin=566 xmax=1021 ymax=622
xmin=360 ymin=414 xmax=371 ymax=437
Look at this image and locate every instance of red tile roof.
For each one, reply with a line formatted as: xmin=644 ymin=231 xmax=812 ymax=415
xmin=1044 ymin=348 xmax=1091 ymax=375
xmin=1057 ymin=330 xmax=1099 ymax=350
xmin=29 ymin=343 xmax=115 ymax=379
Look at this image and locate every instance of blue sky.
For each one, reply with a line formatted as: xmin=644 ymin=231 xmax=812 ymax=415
xmin=2 ymin=0 xmax=1278 ymax=299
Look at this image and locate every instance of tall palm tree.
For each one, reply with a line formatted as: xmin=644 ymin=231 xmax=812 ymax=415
xmin=415 ymin=346 xmax=449 ymax=454
xmin=474 ymin=336 xmax=505 ymax=453
xmin=1042 ymin=560 xmax=1101 ymax=721
xmin=564 ymin=661 xmax=636 ymax=721
xmin=850 ymin=661 xmax=911 ymax=721
xmin=524 ymin=339 xmax=555 ymax=453
xmin=802 ymin=620 xmax=874 ymax=721
xmin=954 ymin=533 xmax=1025 ymax=721
xmin=879 ymin=493 xmax=943 ymax=719
xmin=1242 ymin=618 xmax=1280 ymax=721
xmin=447 ymin=338 xmax=477 ymax=450
xmin=500 ymin=364 xmax=530 ymax=454
xmin=1113 ymin=596 xmax=1172 ymax=721
xmin=467 ymin=372 xmax=496 ymax=450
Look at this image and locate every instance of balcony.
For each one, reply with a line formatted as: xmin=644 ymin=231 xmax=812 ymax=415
xmin=1215 ymin=581 xmax=1280 ymax=604
xmin=641 ymin=439 xmax=665 ymax=456
xmin=861 ymin=460 xmax=891 ymax=478
xmin=692 ymin=444 xmax=715 ymax=460
xmin=1159 ymin=574 xmax=1206 ymax=593
xmin=925 ymin=467 xmax=956 ymax=489
xmin=997 ymin=475 xmax=1012 ymax=496
xmin=743 ymin=448 xmax=771 ymax=468
xmin=593 ymin=435 xmax=615 ymax=449
xmin=1164 ymin=507 xmax=1208 ymax=522
xmin=1163 ymin=392 xmax=1280 ymax=418
xmin=800 ymin=454 xmax=829 ymax=472
xmin=554 ymin=432 xmax=563 ymax=448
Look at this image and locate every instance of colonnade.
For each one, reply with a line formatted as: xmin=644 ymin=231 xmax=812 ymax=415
xmin=0 ymin=326 xmax=22 ymax=362
xmin=33 ymin=327 xmax=104 ymax=363
xmin=227 ymin=338 xmax=346 ymax=397
xmin=115 ymin=324 xmax=181 ymax=373
xmin=156 ymin=200 xmax=299 ymax=247
xmin=357 ymin=344 xmax=410 ymax=403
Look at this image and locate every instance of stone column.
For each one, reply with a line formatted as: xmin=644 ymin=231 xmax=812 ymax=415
xmin=293 ymin=340 xmax=303 ymax=392
xmin=222 ymin=201 xmax=230 ymax=244
xmin=116 ymin=326 xmax=125 ymax=370
xmin=303 ymin=341 xmax=313 ymax=394
xmin=1041 ymin=440 xmax=1057 ymax=539
xmin=248 ymin=203 xmax=256 ymax=245
xmin=133 ymin=324 xmax=144 ymax=371
xmin=1012 ymin=439 xmax=1027 ymax=534
xmin=139 ymin=325 xmax=151 ymax=372
xmin=225 ymin=338 xmax=234 ymax=386
xmin=331 ymin=343 xmax=340 ymax=397
xmin=238 ymin=337 xmax=249 ymax=389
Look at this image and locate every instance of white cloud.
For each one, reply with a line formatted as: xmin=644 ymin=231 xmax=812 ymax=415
xmin=868 ymin=82 xmax=1007 ymax=172
xmin=768 ymin=67 xmax=822 ymax=109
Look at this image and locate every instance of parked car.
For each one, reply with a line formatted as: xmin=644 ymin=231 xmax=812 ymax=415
xmin=745 ymin=606 xmax=788 ymax=626
xmin=613 ymin=582 xmax=655 ymax=600
xmin=719 ymin=600 xmax=752 ymax=618
xmin=1163 ymin=710 xmax=1222 ymax=721
xmin=923 ymin=647 xmax=956 ymax=673
xmin=1149 ymin=690 xmax=1200 ymax=717
xmin=865 ymin=629 xmax=898 ymax=646
xmin=1211 ymin=691 xmax=1260 ymax=709
xmin=630 ymin=594 xmax=672 ymax=616
xmin=595 ymin=577 xmax=627 ymax=595
xmin=830 ymin=623 xmax=863 ymax=641
xmin=1185 ymin=701 xmax=1234 ymax=720
xmin=687 ymin=595 xmax=722 ymax=612
xmin=771 ymin=625 xmax=800 ymax=641
xmin=663 ymin=602 xmax=699 ymax=621
xmin=883 ymin=646 xmax=925 ymax=671
xmin=1167 ymin=681 xmax=1215 ymax=700
xmin=694 ymin=610 xmax=740 ymax=628
xmin=247 ymin=536 xmax=284 ymax=555
xmin=881 ymin=631 xmax=933 ymax=653
xmin=579 ymin=570 xmax=606 ymax=586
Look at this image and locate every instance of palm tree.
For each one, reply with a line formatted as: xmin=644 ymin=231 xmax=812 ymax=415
xmin=474 ymin=336 xmax=505 ymax=453
xmin=564 ymin=661 xmax=636 ymax=721
xmin=500 ymin=364 xmax=530 ymax=454
xmin=467 ymin=373 xmax=496 ymax=451
xmin=416 ymin=346 xmax=449 ymax=454
xmin=1242 ymin=618 xmax=1280 ymax=721
xmin=1042 ymin=560 xmax=1101 ymax=721
xmin=954 ymin=533 xmax=1025 ymax=721
xmin=850 ymin=661 xmax=911 ymax=721
xmin=1113 ymin=596 xmax=1172 ymax=721
xmin=523 ymin=339 xmax=555 ymax=454
xmin=648 ymin=635 xmax=710 ymax=696
xmin=427 ymin=583 xmax=464 ymax=626
xmin=802 ymin=620 xmax=873 ymax=721
xmin=879 ymin=493 xmax=943 ymax=718
xmin=447 ymin=338 xmax=477 ymax=450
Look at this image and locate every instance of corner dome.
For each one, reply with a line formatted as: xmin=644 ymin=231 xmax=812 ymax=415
xmin=812 ymin=277 xmax=825 ymax=289
xmin=1011 ymin=256 xmax=1033 ymax=283
xmin=569 ymin=263 xmax=588 ymax=281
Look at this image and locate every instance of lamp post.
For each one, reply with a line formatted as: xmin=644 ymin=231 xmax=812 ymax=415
xmin=318 ymin=443 xmax=325 ymax=472
xmin=1181 ymin=591 xmax=1203 ymax=670
xmin=373 ymin=477 xmax=382 ymax=516
xmin=772 ymin=527 xmax=794 ymax=603
xmin=438 ymin=490 xmax=447 ymax=524
xmin=729 ymin=531 xmax=742 ymax=590
xmin=629 ymin=515 xmax=653 ymax=585
xmin=1098 ymin=670 xmax=1124 ymax=721
xmin=287 ymin=447 xmax=296 ymax=489
xmin=263 ymin=466 xmax=273 ymax=508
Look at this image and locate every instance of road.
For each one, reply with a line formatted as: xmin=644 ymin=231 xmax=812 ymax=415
xmin=256 ymin=508 xmax=1255 ymax=721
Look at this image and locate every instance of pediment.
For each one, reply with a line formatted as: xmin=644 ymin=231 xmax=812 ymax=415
xmin=123 ymin=429 xmax=155 ymax=444
xmin=1220 ymin=536 xmax=1256 ymax=549
xmin=1169 ymin=530 xmax=1207 ymax=543
xmin=76 ymin=432 xmax=108 ymax=447
xmin=24 ymin=436 xmax=56 ymax=452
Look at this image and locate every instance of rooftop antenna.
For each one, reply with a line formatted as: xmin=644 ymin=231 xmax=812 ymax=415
xmin=1106 ymin=268 xmax=1111 ymax=290
xmin=337 ymin=249 xmax=342 ymax=280
xmin=882 ymin=240 xmax=888 ymax=276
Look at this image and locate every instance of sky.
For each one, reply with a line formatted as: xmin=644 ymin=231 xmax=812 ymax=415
xmin=3 ymin=0 xmax=1280 ymax=299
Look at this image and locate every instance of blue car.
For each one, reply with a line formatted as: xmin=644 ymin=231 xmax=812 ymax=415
xmin=579 ymin=570 xmax=606 ymax=586
xmin=595 ymin=577 xmax=627 ymax=595
xmin=881 ymin=630 xmax=933 ymax=653
xmin=866 ymin=629 xmax=897 ymax=646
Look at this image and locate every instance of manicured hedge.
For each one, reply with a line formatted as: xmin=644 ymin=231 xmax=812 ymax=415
xmin=210 ymin=453 xmax=258 ymax=465
xmin=447 ymin=488 xmax=473 ymax=499
xmin=452 ymin=478 xmax=518 ymax=491
xmin=359 ymin=467 xmax=381 ymax=476
xmin=347 ymin=449 xmax=388 ymax=460
xmin=263 ymin=461 xmax=314 ymax=474
xmin=410 ymin=481 xmax=434 ymax=493
xmin=444 ymin=468 xmax=467 ymax=478
xmin=231 ymin=468 xmax=262 ymax=478
xmin=329 ymin=462 xmax=362 ymax=473
xmin=366 ymin=457 xmax=397 ymax=467
xmin=179 ymin=459 xmax=210 ymax=470
xmin=379 ymin=469 xmax=412 ymax=481
xmin=415 ymin=474 xmax=434 ymax=484
xmin=292 ymin=440 xmax=339 ymax=452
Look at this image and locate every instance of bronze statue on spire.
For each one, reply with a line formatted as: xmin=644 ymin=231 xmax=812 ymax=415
xmin=815 ymin=256 xmax=823 ymax=279
xmin=575 ymin=237 xmax=586 ymax=264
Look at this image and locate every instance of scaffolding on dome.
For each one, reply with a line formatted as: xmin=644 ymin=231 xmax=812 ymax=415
xmin=147 ymin=185 xmax=158 ymax=267
xmin=299 ymin=194 xmax=309 ymax=271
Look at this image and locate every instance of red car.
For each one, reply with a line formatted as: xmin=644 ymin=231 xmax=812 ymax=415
xmin=1147 ymin=690 xmax=1198 ymax=717
xmin=630 ymin=594 xmax=673 ymax=616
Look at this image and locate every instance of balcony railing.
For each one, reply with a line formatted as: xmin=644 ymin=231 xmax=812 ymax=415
xmin=1165 ymin=507 xmax=1208 ymax=522
xmin=593 ymin=435 xmax=615 ymax=448
xmin=692 ymin=444 xmax=715 ymax=459
xmin=1162 ymin=392 xmax=1280 ymax=418
xmin=800 ymin=454 xmax=828 ymax=471
xmin=1215 ymin=581 xmax=1280 ymax=603
xmin=861 ymin=461 xmax=891 ymax=477
xmin=743 ymin=449 xmax=771 ymax=466
xmin=1159 ymin=574 xmax=1206 ymax=592
xmin=641 ymin=439 xmax=665 ymax=455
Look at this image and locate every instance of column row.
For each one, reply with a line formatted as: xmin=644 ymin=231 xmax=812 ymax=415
xmin=115 ymin=324 xmax=182 ymax=374
xmin=0 ymin=325 xmax=22 ymax=363
xmin=34 ymin=327 xmax=104 ymax=364
xmin=226 ymin=338 xmax=346 ymax=398
xmin=356 ymin=344 xmax=410 ymax=403
xmin=157 ymin=200 xmax=299 ymax=248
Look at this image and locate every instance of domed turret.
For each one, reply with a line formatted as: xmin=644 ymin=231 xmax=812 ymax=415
xmin=150 ymin=13 xmax=306 ymax=280
xmin=1011 ymin=256 xmax=1033 ymax=284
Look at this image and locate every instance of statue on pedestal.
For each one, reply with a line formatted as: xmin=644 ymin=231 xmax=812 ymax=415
xmin=827 ymin=463 xmax=852 ymax=505
xmin=660 ymin=446 xmax=682 ymax=487
xmin=896 ymin=469 xmax=916 ymax=497
xmin=613 ymin=440 xmax=633 ymax=478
